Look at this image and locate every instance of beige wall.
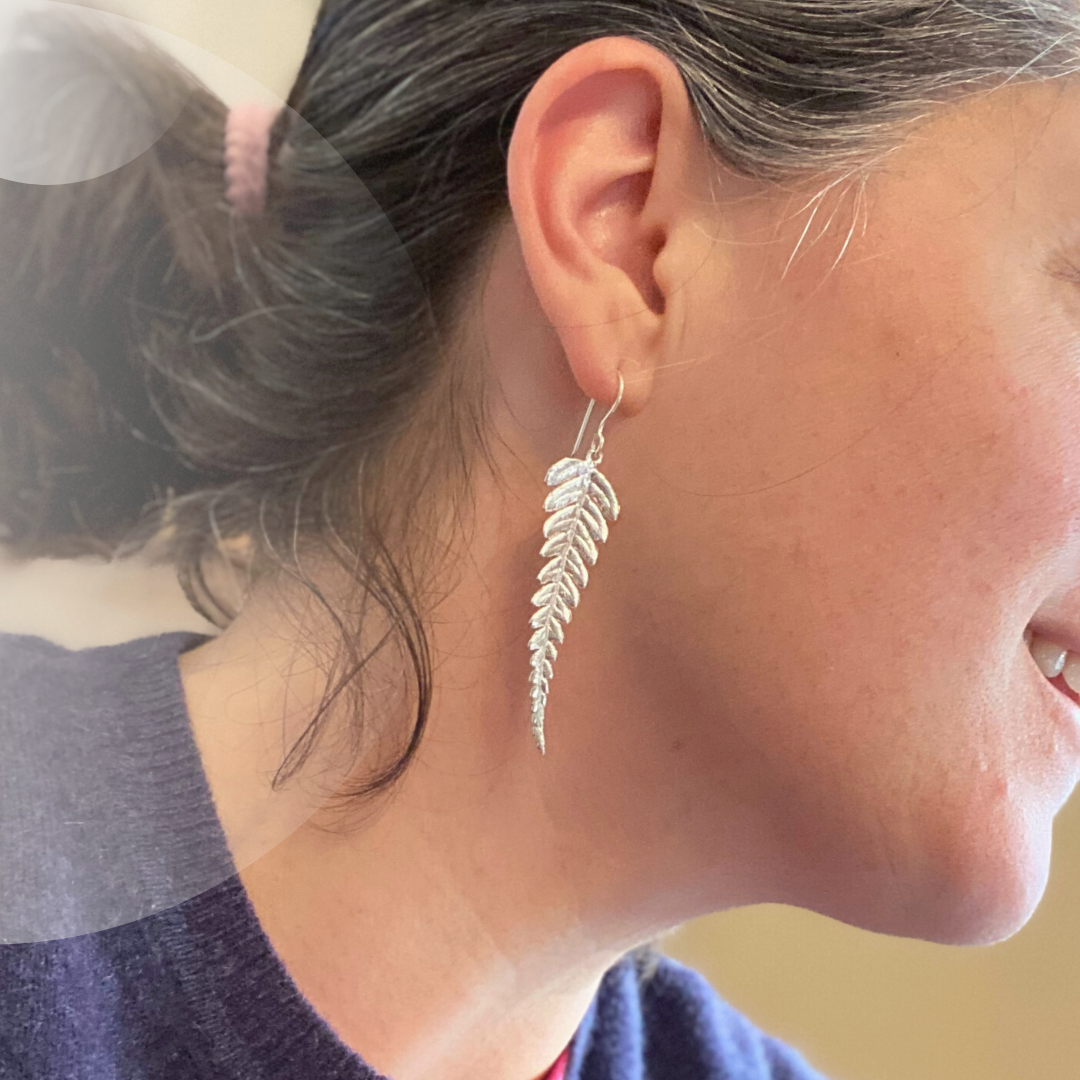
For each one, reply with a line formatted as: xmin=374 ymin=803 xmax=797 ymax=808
xmin=5 ymin=5 xmax=1079 ymax=1077
xmin=62 ymin=0 xmax=321 ymax=102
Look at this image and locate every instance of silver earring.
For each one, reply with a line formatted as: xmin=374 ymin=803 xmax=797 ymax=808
xmin=528 ymin=373 xmax=625 ymax=755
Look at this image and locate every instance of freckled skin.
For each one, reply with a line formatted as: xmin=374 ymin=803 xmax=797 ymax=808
xmin=597 ymin=77 xmax=1080 ymax=946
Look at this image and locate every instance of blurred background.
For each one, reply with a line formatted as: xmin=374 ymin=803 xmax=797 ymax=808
xmin=4 ymin=3 xmax=1078 ymax=1077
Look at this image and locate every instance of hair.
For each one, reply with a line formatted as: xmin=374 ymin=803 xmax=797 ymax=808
xmin=2 ymin=0 xmax=1079 ymax=801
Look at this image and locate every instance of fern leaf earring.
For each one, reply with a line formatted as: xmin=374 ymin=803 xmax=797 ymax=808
xmin=528 ymin=373 xmax=625 ymax=755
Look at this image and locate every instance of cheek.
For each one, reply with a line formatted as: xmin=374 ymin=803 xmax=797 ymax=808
xmin=629 ymin=278 xmax=1080 ymax=941
xmin=775 ymin=331 xmax=1080 ymax=939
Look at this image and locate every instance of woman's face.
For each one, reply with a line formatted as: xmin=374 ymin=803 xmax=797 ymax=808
xmin=603 ymin=77 xmax=1080 ymax=946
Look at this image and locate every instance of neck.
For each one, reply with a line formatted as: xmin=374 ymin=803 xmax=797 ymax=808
xmin=177 ymin=604 xmax=638 ymax=1077
xmin=233 ymin=758 xmax=617 ymax=1080
xmin=176 ymin=472 xmax=756 ymax=1080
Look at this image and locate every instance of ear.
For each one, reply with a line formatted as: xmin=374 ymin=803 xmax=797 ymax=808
xmin=507 ymin=36 xmax=707 ymax=419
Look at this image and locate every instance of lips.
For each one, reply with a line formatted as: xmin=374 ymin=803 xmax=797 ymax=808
xmin=1047 ymin=674 xmax=1080 ymax=707
xmin=1019 ymin=632 xmax=1080 ymax=814
xmin=1026 ymin=625 xmax=1080 ymax=706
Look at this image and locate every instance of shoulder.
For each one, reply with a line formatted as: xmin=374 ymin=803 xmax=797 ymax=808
xmin=0 ymin=629 xmax=206 ymax=754
xmin=0 ymin=629 xmax=77 ymax=672
xmin=0 ymin=627 xmax=189 ymax=681
xmin=576 ymin=947 xmax=828 ymax=1080
xmin=0 ymin=630 xmax=230 ymax=943
xmin=0 ymin=629 xmax=208 ymax=713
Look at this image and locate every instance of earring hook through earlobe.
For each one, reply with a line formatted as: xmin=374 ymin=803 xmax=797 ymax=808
xmin=571 ymin=372 xmax=625 ymax=459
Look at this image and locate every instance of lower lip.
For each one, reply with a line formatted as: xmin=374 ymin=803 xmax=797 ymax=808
xmin=1048 ymin=673 xmax=1080 ymax=707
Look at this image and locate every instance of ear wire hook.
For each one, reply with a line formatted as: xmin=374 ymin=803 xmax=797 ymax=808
xmin=571 ymin=372 xmax=625 ymax=462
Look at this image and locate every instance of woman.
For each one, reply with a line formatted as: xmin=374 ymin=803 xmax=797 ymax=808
xmin=2 ymin=1 xmax=1080 ymax=1078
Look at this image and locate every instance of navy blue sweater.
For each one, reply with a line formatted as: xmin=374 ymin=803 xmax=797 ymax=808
xmin=0 ymin=631 xmax=829 ymax=1079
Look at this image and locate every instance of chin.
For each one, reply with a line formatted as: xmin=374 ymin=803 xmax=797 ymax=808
xmin=899 ymin=814 xmax=1055 ymax=947
xmin=816 ymin=784 xmax=1060 ymax=948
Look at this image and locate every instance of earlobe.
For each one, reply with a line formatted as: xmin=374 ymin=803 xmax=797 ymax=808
xmin=508 ymin=37 xmax=695 ymax=417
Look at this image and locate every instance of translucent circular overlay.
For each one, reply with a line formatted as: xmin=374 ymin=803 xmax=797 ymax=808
xmin=0 ymin=1 xmax=431 ymax=943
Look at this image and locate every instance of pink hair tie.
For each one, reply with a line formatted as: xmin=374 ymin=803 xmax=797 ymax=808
xmin=224 ymin=102 xmax=280 ymax=216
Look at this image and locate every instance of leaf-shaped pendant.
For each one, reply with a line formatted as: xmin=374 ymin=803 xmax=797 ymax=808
xmin=528 ymin=454 xmax=621 ymax=754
